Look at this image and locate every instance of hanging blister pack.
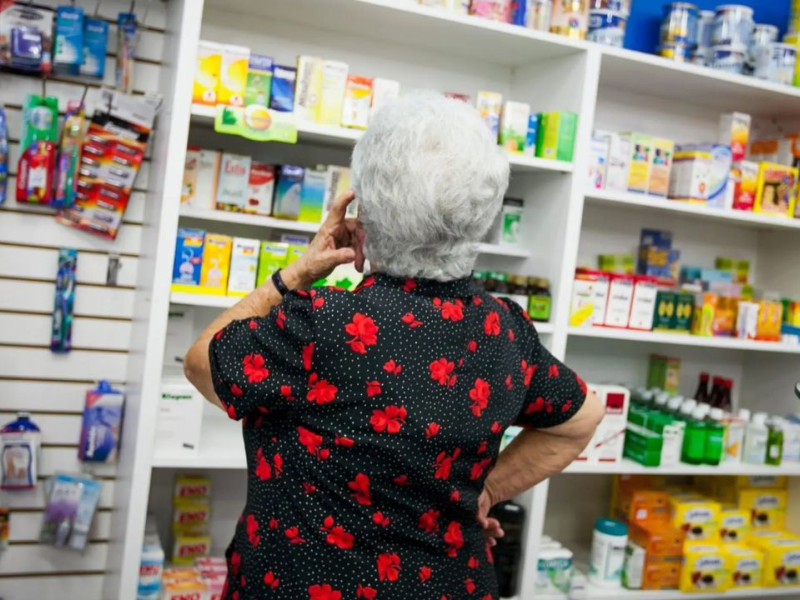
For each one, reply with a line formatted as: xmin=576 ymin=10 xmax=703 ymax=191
xmin=78 ymin=381 xmax=124 ymax=464
xmin=52 ymin=248 xmax=77 ymax=353
xmin=40 ymin=473 xmax=102 ymax=551
xmin=115 ymin=12 xmax=137 ymax=93
xmin=53 ymin=100 xmax=86 ymax=209
xmin=0 ymin=413 xmax=41 ymax=490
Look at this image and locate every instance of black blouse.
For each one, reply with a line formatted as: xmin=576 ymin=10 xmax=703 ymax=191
xmin=209 ymin=273 xmax=586 ymax=600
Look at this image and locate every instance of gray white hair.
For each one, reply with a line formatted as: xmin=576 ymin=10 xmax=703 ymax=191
xmin=352 ymin=91 xmax=510 ymax=281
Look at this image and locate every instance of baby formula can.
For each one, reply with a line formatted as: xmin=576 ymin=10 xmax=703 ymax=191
xmin=658 ymin=43 xmax=692 ymax=62
xmin=697 ymin=10 xmax=715 ymax=51
xmin=749 ymin=24 xmax=779 ymax=67
xmin=755 ymin=42 xmax=797 ymax=85
xmin=550 ymin=0 xmax=588 ymax=40
xmin=660 ymin=3 xmax=699 ymax=48
xmin=710 ymin=44 xmax=747 ymax=74
xmin=588 ymin=0 xmax=626 ymax=11
xmin=527 ymin=0 xmax=553 ymax=31
xmin=712 ymin=5 xmax=754 ymax=49
xmin=587 ymin=10 xmax=627 ymax=47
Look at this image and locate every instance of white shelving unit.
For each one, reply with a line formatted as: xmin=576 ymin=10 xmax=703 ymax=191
xmin=564 ymin=459 xmax=800 ymax=477
xmin=542 ymin=585 xmax=800 ymax=600
xmin=110 ymin=1 xmax=800 ymax=599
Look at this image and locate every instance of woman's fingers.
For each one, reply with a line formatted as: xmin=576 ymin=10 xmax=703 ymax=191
xmin=326 ymin=190 xmax=356 ymax=225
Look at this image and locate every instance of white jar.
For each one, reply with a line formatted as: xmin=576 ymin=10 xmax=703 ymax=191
xmin=589 ymin=517 xmax=628 ymax=588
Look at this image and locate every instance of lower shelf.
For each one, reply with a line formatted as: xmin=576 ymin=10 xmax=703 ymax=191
xmin=545 ymin=585 xmax=800 ymax=599
xmin=153 ymin=417 xmax=246 ymax=469
xmin=563 ymin=458 xmax=800 ymax=476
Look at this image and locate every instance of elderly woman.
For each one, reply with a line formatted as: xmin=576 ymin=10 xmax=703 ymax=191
xmin=184 ymin=92 xmax=603 ymax=600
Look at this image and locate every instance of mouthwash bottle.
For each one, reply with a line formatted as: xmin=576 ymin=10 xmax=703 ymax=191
xmin=680 ymin=404 xmax=705 ymax=465
xmin=703 ymin=408 xmax=725 ymax=466
xmin=743 ymin=412 xmax=768 ymax=465
xmin=765 ymin=418 xmax=784 ymax=466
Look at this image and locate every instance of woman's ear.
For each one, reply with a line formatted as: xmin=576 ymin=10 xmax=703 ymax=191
xmin=354 ymin=219 xmax=366 ymax=273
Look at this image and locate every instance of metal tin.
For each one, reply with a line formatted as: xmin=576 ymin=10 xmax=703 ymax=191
xmin=588 ymin=0 xmax=626 ymax=11
xmin=550 ymin=0 xmax=588 ymax=40
xmin=755 ymin=42 xmax=797 ymax=85
xmin=749 ymin=24 xmax=779 ymax=67
xmin=711 ymin=5 xmax=754 ymax=48
xmin=587 ymin=9 xmax=626 ymax=47
xmin=697 ymin=10 xmax=715 ymax=51
xmin=690 ymin=51 xmax=708 ymax=66
xmin=657 ymin=42 xmax=693 ymax=62
xmin=660 ymin=3 xmax=699 ymax=48
xmin=709 ymin=44 xmax=747 ymax=74
xmin=527 ymin=0 xmax=553 ymax=31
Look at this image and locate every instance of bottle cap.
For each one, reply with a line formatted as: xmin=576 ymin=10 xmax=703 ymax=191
xmin=710 ymin=408 xmax=724 ymax=420
xmin=752 ymin=412 xmax=768 ymax=426
xmin=700 ymin=372 xmax=710 ymax=379
xmin=593 ymin=517 xmax=628 ymax=537
xmin=693 ymin=405 xmax=710 ymax=419
xmin=655 ymin=392 xmax=670 ymax=406
xmin=667 ymin=397 xmax=683 ymax=411
xmin=682 ymin=399 xmax=698 ymax=412
xmin=738 ymin=408 xmax=751 ymax=421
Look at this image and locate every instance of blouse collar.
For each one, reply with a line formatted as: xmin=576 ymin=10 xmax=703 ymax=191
xmin=365 ymin=272 xmax=476 ymax=298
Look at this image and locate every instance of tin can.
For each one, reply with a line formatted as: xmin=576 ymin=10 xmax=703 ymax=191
xmin=749 ymin=24 xmax=779 ymax=68
xmin=711 ymin=5 xmax=754 ymax=49
xmin=588 ymin=9 xmax=626 ymax=47
xmin=658 ymin=42 xmax=692 ymax=62
xmin=697 ymin=10 xmax=715 ymax=51
xmin=710 ymin=44 xmax=747 ymax=74
xmin=690 ymin=50 xmax=708 ymax=66
xmin=755 ymin=42 xmax=797 ymax=85
xmin=588 ymin=0 xmax=626 ymax=11
xmin=527 ymin=0 xmax=553 ymax=31
xmin=550 ymin=0 xmax=588 ymax=40
xmin=660 ymin=3 xmax=699 ymax=48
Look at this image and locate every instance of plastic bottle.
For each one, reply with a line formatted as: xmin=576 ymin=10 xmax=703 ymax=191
xmin=743 ymin=412 xmax=769 ymax=465
xmin=667 ymin=396 xmax=684 ymax=415
xmin=681 ymin=404 xmax=706 ymax=465
xmin=719 ymin=379 xmax=733 ymax=412
xmin=707 ymin=377 xmax=724 ymax=408
xmin=589 ymin=518 xmax=628 ymax=588
xmin=704 ymin=408 xmax=725 ymax=466
xmin=695 ymin=372 xmax=711 ymax=404
xmin=765 ymin=418 xmax=784 ymax=466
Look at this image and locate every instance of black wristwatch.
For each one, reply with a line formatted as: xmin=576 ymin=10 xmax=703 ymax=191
xmin=271 ymin=269 xmax=291 ymax=297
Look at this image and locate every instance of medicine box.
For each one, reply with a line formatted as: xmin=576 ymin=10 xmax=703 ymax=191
xmin=270 ymin=65 xmax=296 ymax=112
xmin=476 ymin=91 xmax=503 ymax=141
xmin=182 ymin=148 xmax=219 ymax=210
xmin=181 ymin=148 xmax=200 ymax=206
xmin=155 ymin=381 xmax=203 ymax=456
xmin=244 ymin=54 xmax=273 ymax=108
xmin=172 ymin=228 xmax=205 ymax=287
xmin=174 ymin=474 xmax=211 ymax=501
xmin=647 ymin=354 xmax=680 ymax=395
xmin=628 ymin=276 xmax=658 ymax=330
xmin=318 ymin=60 xmax=349 ymax=126
xmin=704 ymin=144 xmax=733 ymax=209
xmin=569 ymin=269 xmax=610 ymax=327
xmin=216 ymin=153 xmax=251 ymax=211
xmin=294 ymin=55 xmax=324 ymax=123
xmin=341 ymin=75 xmax=373 ymax=129
xmin=192 ymin=41 xmax=223 ymax=106
xmin=579 ymin=384 xmax=629 ymax=464
xmin=629 ymin=522 xmax=684 ymax=556
xmin=732 ymin=160 xmax=758 ymax=211
xmin=172 ymin=501 xmax=211 ymax=534
xmin=524 ymin=114 xmax=539 ymax=157
xmin=245 ymin=161 xmax=275 ymax=216
xmin=218 ymin=44 xmax=249 ymax=107
xmin=761 ymin=537 xmax=800 ymax=587
xmin=199 ymin=233 xmax=232 ymax=294
xmin=370 ymin=77 xmax=400 ymax=119
xmin=53 ymin=6 xmax=84 ymax=73
xmin=719 ymin=112 xmax=751 ymax=162
xmin=172 ymin=534 xmax=211 ymax=566
xmin=669 ymin=147 xmax=711 ymax=203
xmin=227 ymin=237 xmax=259 ymax=297
xmin=79 ymin=18 xmax=109 ymax=79
xmin=299 ymin=166 xmax=327 ymax=223
xmin=727 ymin=545 xmax=763 ymax=588
xmin=273 ymin=165 xmax=305 ymax=219
xmin=720 ymin=508 xmax=750 ymax=544
xmin=323 ymin=166 xmax=353 ymax=221
xmin=754 ymin=162 xmax=798 ymax=217
xmin=738 ymin=489 xmax=787 ymax=530
xmin=588 ymin=134 xmax=610 ymax=190
xmin=603 ymin=131 xmax=630 ymax=192
xmin=679 ymin=543 xmax=730 ymax=594
xmin=670 ymin=497 xmax=721 ymax=541
xmin=649 ymin=138 xmax=674 ymax=197
xmin=617 ymin=492 xmax=671 ymax=527
xmin=625 ymin=133 xmax=652 ymax=194
xmin=642 ymin=561 xmax=683 ymax=590
xmin=537 ymin=112 xmax=577 ymax=162
xmin=256 ymin=242 xmax=289 ymax=287
xmin=499 ymin=101 xmax=530 ymax=154
xmin=604 ymin=273 xmax=634 ymax=328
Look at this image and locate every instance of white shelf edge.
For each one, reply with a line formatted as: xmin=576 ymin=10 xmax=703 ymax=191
xmin=152 ymin=453 xmax=246 ymax=469
xmin=586 ymin=188 xmax=800 ymax=231
xmin=170 ymin=292 xmax=238 ymax=308
xmin=568 ymin=326 xmax=800 ymax=355
xmin=563 ymin=457 xmax=800 ymax=476
xmin=551 ymin=585 xmax=800 ymax=600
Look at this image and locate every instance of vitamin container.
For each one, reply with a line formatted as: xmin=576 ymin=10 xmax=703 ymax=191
xmin=588 ymin=0 xmax=627 ymax=10
xmin=587 ymin=10 xmax=627 ymax=47
xmin=527 ymin=0 xmax=553 ymax=31
xmin=660 ymin=3 xmax=699 ymax=47
xmin=658 ymin=43 xmax=692 ymax=63
xmin=550 ymin=0 xmax=588 ymax=40
xmin=755 ymin=42 xmax=797 ymax=85
xmin=697 ymin=10 xmax=715 ymax=51
xmin=589 ymin=518 xmax=628 ymax=588
xmin=710 ymin=45 xmax=747 ymax=74
xmin=749 ymin=24 xmax=779 ymax=65
xmin=711 ymin=5 xmax=754 ymax=49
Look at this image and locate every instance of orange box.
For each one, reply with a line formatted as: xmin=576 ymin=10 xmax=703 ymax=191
xmin=618 ymin=490 xmax=671 ymax=525
xmin=631 ymin=522 xmax=685 ymax=557
xmin=642 ymin=561 xmax=682 ymax=590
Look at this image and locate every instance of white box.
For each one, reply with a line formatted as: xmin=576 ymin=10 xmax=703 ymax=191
xmin=227 ymin=237 xmax=260 ymax=296
xmin=668 ymin=149 xmax=711 ymax=202
xmin=317 ymin=60 xmax=349 ymax=126
xmin=323 ymin=165 xmax=354 ymax=220
xmin=628 ymin=276 xmax=658 ymax=330
xmin=294 ymin=55 xmax=324 ymax=123
xmin=155 ymin=381 xmax=203 ymax=455
xmin=163 ymin=306 xmax=195 ymax=369
xmin=570 ymin=270 xmax=610 ymax=327
xmin=370 ymin=78 xmax=400 ymax=119
xmin=216 ymin=153 xmax=251 ymax=210
xmin=499 ymin=100 xmax=530 ymax=154
xmin=579 ymin=384 xmax=630 ymax=464
xmin=182 ymin=148 xmax=220 ymax=210
xmin=604 ymin=275 xmax=634 ymax=329
xmin=588 ymin=134 xmax=610 ymax=190
xmin=661 ymin=421 xmax=685 ymax=467
xmin=602 ymin=131 xmax=630 ymax=192
xmin=341 ymin=75 xmax=373 ymax=129
xmin=245 ymin=161 xmax=275 ymax=216
xmin=476 ymin=90 xmax=503 ymax=141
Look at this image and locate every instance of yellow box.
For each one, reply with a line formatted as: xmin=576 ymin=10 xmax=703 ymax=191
xmin=737 ymin=476 xmax=788 ymax=489
xmin=748 ymin=530 xmax=789 ymax=551
xmin=317 ymin=59 xmax=348 ymax=126
xmin=626 ymin=132 xmax=653 ymax=194
xmin=727 ymin=545 xmax=763 ymax=588
xmin=738 ymin=489 xmax=787 ymax=530
xmin=192 ymin=41 xmax=222 ymax=106
xmin=754 ymin=162 xmax=798 ymax=217
xmin=200 ymin=233 xmax=232 ymax=295
xmin=218 ymin=44 xmax=249 ymax=108
xmin=762 ymin=537 xmax=800 ymax=587
xmin=670 ymin=497 xmax=721 ymax=542
xmin=171 ymin=534 xmax=211 ymax=566
xmin=294 ymin=55 xmax=324 ymax=123
xmin=720 ymin=508 xmax=750 ymax=544
xmin=649 ymin=138 xmax=674 ymax=197
xmin=679 ymin=543 xmax=730 ymax=594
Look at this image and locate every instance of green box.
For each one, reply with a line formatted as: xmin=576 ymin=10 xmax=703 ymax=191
xmin=244 ymin=54 xmax=273 ymax=108
xmin=675 ymin=293 xmax=694 ymax=332
xmin=287 ymin=244 xmax=307 ymax=266
xmin=536 ymin=112 xmax=577 ymax=162
xmin=598 ymin=253 xmax=635 ymax=275
xmin=256 ymin=242 xmax=289 ymax=287
xmin=647 ymin=354 xmax=680 ymax=393
xmin=653 ymin=290 xmax=676 ymax=331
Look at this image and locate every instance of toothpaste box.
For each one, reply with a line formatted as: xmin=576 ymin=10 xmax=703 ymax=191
xmin=294 ymin=55 xmax=324 ymax=123
xmin=199 ymin=233 xmax=232 ymax=294
xmin=270 ymin=65 xmax=297 ymax=112
xmin=192 ymin=40 xmax=223 ymax=106
xmin=245 ymin=161 xmax=275 ymax=216
xmin=216 ymin=153 xmax=251 ymax=211
xmin=256 ymin=242 xmax=289 ymax=287
xmin=341 ymin=75 xmax=373 ymax=129
xmin=299 ymin=165 xmax=327 ymax=223
xmin=499 ymin=101 xmax=530 ymax=154
xmin=318 ymin=60 xmax=349 ymax=126
xmin=476 ymin=91 xmax=503 ymax=142
xmin=53 ymin=6 xmax=84 ymax=73
xmin=273 ymin=165 xmax=305 ymax=219
xmin=79 ymin=17 xmax=108 ymax=78
xmin=172 ymin=228 xmax=205 ymax=286
xmin=244 ymin=53 xmax=273 ymax=108
xmin=227 ymin=237 xmax=260 ymax=296
xmin=218 ymin=44 xmax=249 ymax=107
xmin=370 ymin=77 xmax=400 ymax=119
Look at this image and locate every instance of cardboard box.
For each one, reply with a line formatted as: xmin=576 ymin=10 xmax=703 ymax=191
xmin=218 ymin=44 xmax=249 ymax=107
xmin=642 ymin=561 xmax=682 ymax=590
xmin=619 ymin=494 xmax=672 ymax=528
xmin=299 ymin=165 xmax=327 ymax=223
xmin=182 ymin=148 xmax=220 ymax=211
xmin=604 ymin=131 xmax=631 ymax=192
xmin=256 ymin=242 xmax=289 ymax=287
xmin=630 ymin=522 xmax=684 ymax=556
xmin=588 ymin=134 xmax=610 ymax=190
xmin=269 ymin=65 xmax=296 ymax=112
xmin=604 ymin=274 xmax=635 ymax=328
xmin=754 ymin=162 xmax=798 ymax=217
xmin=719 ymin=112 xmax=751 ymax=162
xmin=499 ymin=101 xmax=530 ymax=154
xmin=691 ymin=292 xmax=720 ymax=337
xmin=323 ymin=166 xmax=354 ymax=221
xmin=172 ymin=534 xmax=211 ymax=566
xmin=272 ymin=165 xmax=305 ymax=219
xmin=626 ymin=132 xmax=652 ymax=194
xmin=669 ymin=148 xmax=711 ymax=202
xmin=341 ymin=75 xmax=373 ymax=129
xmin=537 ymin=112 xmax=577 ymax=162
xmin=477 ymin=91 xmax=503 ymax=141
xmin=172 ymin=228 xmax=205 ymax=287
xmin=647 ymin=354 xmax=681 ymax=394
xmin=317 ymin=59 xmax=349 ymax=126
xmin=192 ymin=40 xmax=223 ymax=106
xmin=578 ymin=384 xmax=629 ymax=464
xmin=294 ymin=55 xmax=324 ymax=122
xmin=155 ymin=382 xmax=203 ymax=456
xmin=629 ymin=276 xmax=659 ymax=330
xmin=524 ymin=114 xmax=539 ymax=158
xmin=738 ymin=489 xmax=787 ymax=530
xmin=761 ymin=537 xmax=800 ymax=587
xmin=244 ymin=53 xmax=273 ymax=108
xmin=216 ymin=153 xmax=251 ymax=211
xmin=720 ymin=509 xmax=751 ymax=544
xmin=245 ymin=161 xmax=275 ymax=216
xmin=679 ymin=543 xmax=730 ymax=594
xmin=649 ymin=138 xmax=674 ymax=197
xmin=569 ymin=269 xmax=610 ymax=327
xmin=199 ymin=234 xmax=232 ymax=294
xmin=727 ymin=545 xmax=763 ymax=588
xmin=732 ymin=160 xmax=758 ymax=211
xmin=370 ymin=78 xmax=400 ymax=119
xmin=226 ymin=237 xmax=259 ymax=297
xmin=670 ymin=497 xmax=721 ymax=541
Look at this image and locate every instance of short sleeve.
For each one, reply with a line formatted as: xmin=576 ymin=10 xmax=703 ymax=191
xmin=508 ymin=309 xmax=587 ymax=429
xmin=208 ymin=291 xmax=314 ymax=421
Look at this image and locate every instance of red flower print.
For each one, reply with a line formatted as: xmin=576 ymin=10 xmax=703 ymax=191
xmin=230 ymin=383 xmax=243 ymax=397
xmin=521 ymin=360 xmax=537 ymax=387
xmin=450 ymin=490 xmax=460 ymax=502
xmin=297 ymin=426 xmax=323 ymax=456
xmin=393 ymin=474 xmax=410 ymax=486
xmin=434 ymin=448 xmax=461 ymax=480
xmin=490 ymin=421 xmax=502 ymax=434
xmin=401 ymin=312 xmax=423 ymax=328
xmin=468 ymin=556 xmax=480 ymax=569
xmin=469 ymin=378 xmax=491 ymax=417
xmin=246 ymin=514 xmax=260 ymax=547
xmin=465 ymin=578 xmax=476 ymax=594
xmin=482 ymin=596 xmax=493 ymax=600
xmin=429 ymin=358 xmax=455 ymax=385
xmin=345 ymin=313 xmax=378 ymax=354
xmin=440 ymin=300 xmax=464 ymax=322
xmin=562 ymin=400 xmax=573 ymax=413
xmin=383 ymin=359 xmax=402 ymax=375
xmin=308 ymin=584 xmax=342 ymax=600
xmin=307 ymin=374 xmax=338 ymax=405
xmin=486 ymin=543 xmax=494 ymax=565
xmin=419 ymin=566 xmax=432 ymax=583
xmin=255 ymin=447 xmax=272 ymax=481
xmin=312 ymin=296 xmax=325 ymax=310
xmin=243 ymin=353 xmax=270 ymax=383
xmin=302 ymin=482 xmax=317 ymax=494
xmin=373 ymin=511 xmax=390 ymax=527
xmin=319 ymin=448 xmax=331 ymax=460
xmin=269 ymin=517 xmax=279 ymax=530
xmin=508 ymin=328 xmax=515 ymax=342
xmin=425 ymin=422 xmax=441 ymax=439
xmin=273 ymin=453 xmax=283 ymax=477
xmin=403 ymin=278 xmax=417 ymax=292
xmin=525 ymin=397 xmax=546 ymax=414
xmin=484 ymin=311 xmax=501 ymax=336
xmin=264 ymin=571 xmax=280 ymax=589
xmin=348 ymin=473 xmax=372 ymax=506
xmin=276 ymin=308 xmax=286 ymax=330
xmin=545 ymin=399 xmax=554 ymax=414
xmin=467 ymin=340 xmax=477 ymax=352
xmin=230 ymin=552 xmax=241 ymax=576
xmin=280 ymin=385 xmax=296 ymax=402
xmin=321 ymin=516 xmax=354 ymax=550
xmin=549 ymin=364 xmax=559 ymax=378
xmin=494 ymin=297 xmax=508 ymax=310
xmin=377 ymin=553 xmax=401 ymax=582
xmin=357 ymin=585 xmax=377 ymax=599
xmin=248 ymin=319 xmax=258 ymax=330
xmin=577 ymin=374 xmax=588 ymax=395
xmin=302 ymin=342 xmax=315 ymax=371
xmin=285 ymin=526 xmax=306 ymax=544
xmin=470 ymin=458 xmax=492 ymax=480
xmin=444 ymin=522 xmax=464 ymax=557
xmin=505 ymin=375 xmax=513 ymax=390
xmin=361 ymin=275 xmax=376 ymax=289
xmin=370 ymin=405 xmax=407 ymax=434
xmin=335 ymin=435 xmax=354 ymax=448
xmin=418 ymin=509 xmax=440 ymax=534
xmin=473 ymin=295 xmax=483 ymax=306
xmin=214 ymin=328 xmax=224 ymax=341
xmin=366 ymin=380 xmax=382 ymax=397
xmin=477 ymin=440 xmax=487 ymax=454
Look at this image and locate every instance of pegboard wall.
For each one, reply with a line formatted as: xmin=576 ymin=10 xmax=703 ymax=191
xmin=0 ymin=1 xmax=166 ymax=597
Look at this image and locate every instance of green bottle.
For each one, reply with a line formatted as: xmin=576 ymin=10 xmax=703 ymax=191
xmin=681 ymin=404 xmax=705 ymax=465
xmin=703 ymin=408 xmax=725 ymax=466
xmin=765 ymin=418 xmax=784 ymax=466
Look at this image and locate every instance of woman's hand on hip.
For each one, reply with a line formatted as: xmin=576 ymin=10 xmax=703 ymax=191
xmin=477 ymin=488 xmax=504 ymax=547
xmin=286 ymin=190 xmax=365 ymax=289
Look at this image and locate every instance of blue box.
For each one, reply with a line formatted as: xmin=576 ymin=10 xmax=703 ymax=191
xmin=53 ymin=6 xmax=84 ymax=73
xmin=78 ymin=381 xmax=123 ymax=463
xmin=525 ymin=114 xmax=539 ymax=157
xmin=273 ymin=165 xmax=305 ymax=219
xmin=79 ymin=18 xmax=108 ymax=78
xmin=270 ymin=65 xmax=296 ymax=112
xmin=639 ymin=228 xmax=673 ymax=249
xmin=172 ymin=228 xmax=205 ymax=285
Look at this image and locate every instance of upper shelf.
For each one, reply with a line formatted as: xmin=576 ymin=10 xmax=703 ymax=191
xmin=189 ymin=106 xmax=574 ymax=174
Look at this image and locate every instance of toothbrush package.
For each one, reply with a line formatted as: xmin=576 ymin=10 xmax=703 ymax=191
xmin=0 ymin=413 xmax=41 ymax=490
xmin=40 ymin=473 xmax=102 ymax=552
xmin=51 ymin=248 xmax=77 ymax=353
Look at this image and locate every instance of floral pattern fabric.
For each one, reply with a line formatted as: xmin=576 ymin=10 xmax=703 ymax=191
xmin=209 ymin=273 xmax=586 ymax=599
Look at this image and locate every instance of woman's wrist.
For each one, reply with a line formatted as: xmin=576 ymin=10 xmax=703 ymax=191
xmin=281 ymin=261 xmax=315 ymax=291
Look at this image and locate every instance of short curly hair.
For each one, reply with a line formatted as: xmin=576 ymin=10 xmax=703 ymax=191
xmin=352 ymin=91 xmax=510 ymax=281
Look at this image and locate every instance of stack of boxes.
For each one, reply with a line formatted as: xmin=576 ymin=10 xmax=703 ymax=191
xmin=171 ymin=475 xmax=212 ymax=568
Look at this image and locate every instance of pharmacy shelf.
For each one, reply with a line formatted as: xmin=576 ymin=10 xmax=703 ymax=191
xmin=153 ymin=419 xmax=246 ymax=469
xmin=563 ymin=458 xmax=800 ymax=476
xmin=600 ymin=46 xmax=800 ymax=118
xmin=585 ymin=189 xmax=800 ymax=232
xmin=534 ymin=322 xmax=555 ymax=335
xmin=568 ymin=327 xmax=800 ymax=355
xmin=547 ymin=586 xmax=800 ymax=600
xmin=189 ymin=105 xmax=573 ymax=174
xmin=170 ymin=292 xmax=238 ymax=308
